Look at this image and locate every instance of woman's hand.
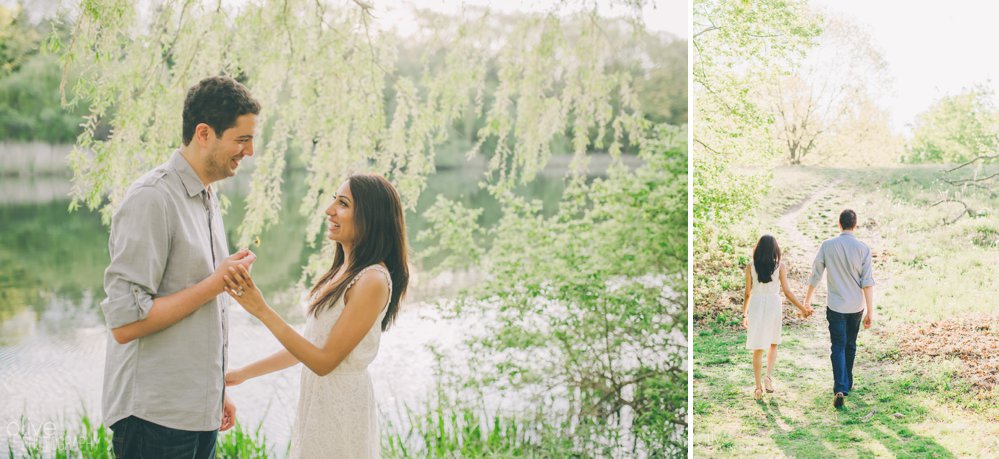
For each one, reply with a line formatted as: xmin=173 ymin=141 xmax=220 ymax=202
xmin=224 ymin=264 xmax=269 ymax=318
xmin=214 ymin=249 xmax=256 ymax=293
xmin=225 ymin=367 xmax=248 ymax=387
xmin=741 ymin=315 xmax=749 ymax=329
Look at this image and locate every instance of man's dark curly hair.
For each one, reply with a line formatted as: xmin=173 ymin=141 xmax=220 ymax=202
xmin=840 ymin=209 xmax=857 ymax=230
xmin=182 ymin=76 xmax=261 ymax=146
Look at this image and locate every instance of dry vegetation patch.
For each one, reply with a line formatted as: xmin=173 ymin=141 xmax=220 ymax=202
xmin=895 ymin=315 xmax=999 ymax=392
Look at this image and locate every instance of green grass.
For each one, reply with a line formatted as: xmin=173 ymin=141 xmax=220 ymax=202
xmin=693 ymin=326 xmax=998 ymax=457
xmin=381 ymin=396 xmax=592 ymax=458
xmin=5 ymin=414 xmax=112 ymax=459
xmin=5 ymin=415 xmax=274 ymax=458
xmin=694 ymin=165 xmax=999 ymax=457
xmin=215 ymin=422 xmax=275 ymax=458
xmin=8 ymin=402 xmax=620 ymax=458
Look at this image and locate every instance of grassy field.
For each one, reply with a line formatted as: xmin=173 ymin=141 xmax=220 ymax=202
xmin=694 ymin=165 xmax=999 ymax=458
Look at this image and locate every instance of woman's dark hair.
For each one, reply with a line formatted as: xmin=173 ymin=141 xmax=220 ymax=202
xmin=182 ymin=76 xmax=261 ymax=145
xmin=307 ymin=174 xmax=409 ymax=331
xmin=752 ymin=235 xmax=781 ymax=283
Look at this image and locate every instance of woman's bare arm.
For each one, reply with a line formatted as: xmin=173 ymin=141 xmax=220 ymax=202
xmin=779 ymin=264 xmax=806 ymax=311
xmin=226 ymin=348 xmax=300 ymax=386
xmin=229 ymin=266 xmax=390 ymax=377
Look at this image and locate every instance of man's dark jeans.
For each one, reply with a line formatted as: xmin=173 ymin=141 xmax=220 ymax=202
xmin=110 ymin=416 xmax=217 ymax=459
xmin=827 ymin=308 xmax=863 ymax=395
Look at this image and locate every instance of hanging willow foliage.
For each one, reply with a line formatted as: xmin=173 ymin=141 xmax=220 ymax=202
xmin=57 ymin=0 xmax=658 ymax=279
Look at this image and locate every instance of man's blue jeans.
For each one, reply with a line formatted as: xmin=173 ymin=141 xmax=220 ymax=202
xmin=827 ymin=308 xmax=863 ymax=395
xmin=110 ymin=416 xmax=217 ymax=459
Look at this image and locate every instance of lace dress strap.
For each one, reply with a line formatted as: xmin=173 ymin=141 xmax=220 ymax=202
xmin=345 ymin=264 xmax=393 ymax=311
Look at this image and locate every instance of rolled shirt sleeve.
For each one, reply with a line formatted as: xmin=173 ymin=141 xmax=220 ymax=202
xmin=101 ymin=186 xmax=171 ymax=329
xmin=808 ymin=242 xmax=826 ymax=287
xmin=860 ymin=247 xmax=876 ymax=288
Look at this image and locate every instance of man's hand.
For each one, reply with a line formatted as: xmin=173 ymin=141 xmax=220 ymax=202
xmin=213 ymin=249 xmax=256 ymax=293
xmin=863 ymin=312 xmax=873 ymax=329
xmin=220 ymin=395 xmax=236 ymax=431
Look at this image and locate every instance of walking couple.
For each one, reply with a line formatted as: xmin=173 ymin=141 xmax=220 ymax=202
xmin=742 ymin=209 xmax=876 ymax=408
xmin=99 ymin=76 xmax=407 ymax=458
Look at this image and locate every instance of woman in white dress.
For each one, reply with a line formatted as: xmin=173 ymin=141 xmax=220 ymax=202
xmin=740 ymin=235 xmax=812 ymax=400
xmin=223 ymin=174 xmax=409 ymax=458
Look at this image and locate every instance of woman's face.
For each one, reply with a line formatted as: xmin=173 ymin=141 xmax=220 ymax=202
xmin=326 ymin=181 xmax=357 ymax=245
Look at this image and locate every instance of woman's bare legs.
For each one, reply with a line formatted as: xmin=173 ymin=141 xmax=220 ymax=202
xmin=753 ymin=349 xmax=764 ymax=399
xmin=765 ymin=343 xmax=778 ymax=392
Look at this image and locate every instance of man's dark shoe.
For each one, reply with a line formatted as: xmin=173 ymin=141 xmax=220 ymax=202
xmin=833 ymin=392 xmax=845 ymax=409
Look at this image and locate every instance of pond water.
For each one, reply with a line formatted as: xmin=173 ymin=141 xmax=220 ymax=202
xmin=0 ymin=157 xmax=575 ymax=455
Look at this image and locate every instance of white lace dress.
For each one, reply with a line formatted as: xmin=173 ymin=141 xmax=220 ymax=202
xmin=745 ymin=263 xmax=783 ymax=350
xmin=288 ymin=265 xmax=391 ymax=459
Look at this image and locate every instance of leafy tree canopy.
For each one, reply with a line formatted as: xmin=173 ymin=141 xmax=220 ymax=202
xmin=907 ymin=84 xmax=999 ymax=164
xmin=56 ymin=0 xmax=677 ymax=272
xmin=692 ymin=0 xmax=820 ymax=243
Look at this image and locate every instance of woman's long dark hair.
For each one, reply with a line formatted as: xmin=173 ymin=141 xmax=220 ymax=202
xmin=752 ymin=235 xmax=781 ymax=283
xmin=307 ymin=174 xmax=409 ymax=331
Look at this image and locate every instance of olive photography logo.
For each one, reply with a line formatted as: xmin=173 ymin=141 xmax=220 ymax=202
xmin=4 ymin=418 xmax=60 ymax=452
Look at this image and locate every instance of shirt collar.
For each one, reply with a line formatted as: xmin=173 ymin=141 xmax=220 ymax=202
xmin=169 ymin=149 xmax=210 ymax=198
xmin=840 ymin=230 xmax=855 ymax=237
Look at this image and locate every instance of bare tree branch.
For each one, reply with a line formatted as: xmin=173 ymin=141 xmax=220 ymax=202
xmin=945 ymin=153 xmax=999 ymax=173
xmin=694 ymin=25 xmax=719 ymax=38
xmin=930 ymin=199 xmax=973 ymax=224
xmin=943 ymin=171 xmax=999 ymax=185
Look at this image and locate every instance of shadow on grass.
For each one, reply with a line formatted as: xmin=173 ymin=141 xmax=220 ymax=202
xmin=696 ymin=325 xmax=961 ymax=458
xmin=750 ymin=376 xmax=954 ymax=458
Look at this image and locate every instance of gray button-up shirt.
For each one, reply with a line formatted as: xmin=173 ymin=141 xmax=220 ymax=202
xmin=808 ymin=231 xmax=876 ymax=314
xmin=101 ymin=150 xmax=230 ymax=431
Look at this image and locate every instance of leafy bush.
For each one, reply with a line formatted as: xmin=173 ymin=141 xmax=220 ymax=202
xmin=420 ymin=123 xmax=688 ymax=456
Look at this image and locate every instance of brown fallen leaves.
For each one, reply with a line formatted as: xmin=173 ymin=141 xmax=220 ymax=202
xmin=894 ymin=315 xmax=999 ymax=392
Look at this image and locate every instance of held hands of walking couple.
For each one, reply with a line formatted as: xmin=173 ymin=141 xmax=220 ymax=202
xmin=740 ymin=300 xmax=813 ymax=329
xmin=798 ymin=301 xmax=815 ymax=320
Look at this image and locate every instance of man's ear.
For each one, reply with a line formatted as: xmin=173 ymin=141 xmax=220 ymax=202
xmin=194 ymin=123 xmax=216 ymax=146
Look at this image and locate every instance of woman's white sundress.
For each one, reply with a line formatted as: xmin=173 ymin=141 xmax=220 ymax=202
xmin=745 ymin=263 xmax=783 ymax=350
xmin=289 ymin=264 xmax=392 ymax=459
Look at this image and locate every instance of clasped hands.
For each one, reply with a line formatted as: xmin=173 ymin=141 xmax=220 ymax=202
xmin=212 ymin=249 xmax=268 ymax=317
xmin=800 ymin=294 xmax=815 ymax=319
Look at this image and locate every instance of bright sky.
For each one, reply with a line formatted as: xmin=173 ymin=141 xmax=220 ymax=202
xmin=7 ymin=0 xmax=685 ymax=38
xmin=813 ymin=0 xmax=999 ymax=133
xmin=376 ymin=0 xmax=687 ymax=38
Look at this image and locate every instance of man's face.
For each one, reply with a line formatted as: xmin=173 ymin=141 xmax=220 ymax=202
xmin=203 ymin=113 xmax=257 ymax=182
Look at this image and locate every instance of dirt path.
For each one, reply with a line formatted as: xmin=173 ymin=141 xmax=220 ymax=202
xmin=768 ymin=181 xmax=840 ymax=397
xmin=776 ymin=179 xmax=841 ymax=256
xmin=775 ymin=178 xmax=892 ymax=319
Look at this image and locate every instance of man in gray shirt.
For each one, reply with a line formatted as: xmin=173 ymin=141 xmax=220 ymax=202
xmin=101 ymin=76 xmax=260 ymax=457
xmin=804 ymin=209 xmax=876 ymax=409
